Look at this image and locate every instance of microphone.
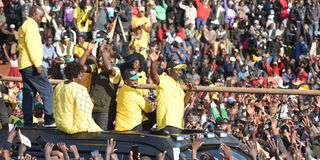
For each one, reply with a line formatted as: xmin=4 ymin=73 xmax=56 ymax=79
xmin=181 ymin=74 xmax=197 ymax=90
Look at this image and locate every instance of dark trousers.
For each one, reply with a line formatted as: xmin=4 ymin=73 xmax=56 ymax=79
xmin=19 ymin=66 xmax=54 ymax=126
xmin=131 ymin=110 xmax=156 ymax=131
xmin=296 ymin=22 xmax=307 ymax=42
xmin=93 ymin=111 xmax=116 ymax=131
xmin=0 ymin=100 xmax=9 ymax=126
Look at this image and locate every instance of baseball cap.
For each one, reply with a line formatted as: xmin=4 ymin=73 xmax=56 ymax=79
xmin=63 ymin=35 xmax=70 ymax=41
xmin=166 ymin=60 xmax=186 ymax=69
xmin=174 ymin=36 xmax=183 ymax=43
xmin=138 ymin=6 xmax=145 ymax=12
xmin=10 ymin=24 xmax=15 ymax=29
xmin=230 ymin=57 xmax=236 ymax=62
xmin=95 ymin=30 xmax=109 ymax=42
xmin=122 ymin=69 xmax=142 ymax=80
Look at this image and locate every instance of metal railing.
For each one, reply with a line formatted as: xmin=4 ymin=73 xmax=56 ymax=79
xmin=2 ymin=76 xmax=320 ymax=96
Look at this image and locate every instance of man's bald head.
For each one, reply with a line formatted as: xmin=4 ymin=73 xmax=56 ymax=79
xmin=29 ymin=6 xmax=44 ymax=25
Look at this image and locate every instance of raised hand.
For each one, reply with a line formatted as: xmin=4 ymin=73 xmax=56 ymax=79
xmin=192 ymin=134 xmax=203 ymax=159
xmin=245 ymin=141 xmax=257 ymax=160
xmin=266 ymin=138 xmax=279 ymax=156
xmin=68 ymin=145 xmax=80 ymax=159
xmin=106 ymin=138 xmax=117 ymax=160
xmin=156 ymin=150 xmax=167 ymax=160
xmin=149 ymin=48 xmax=160 ymax=62
xmin=57 ymin=143 xmax=68 ymax=152
xmin=220 ymin=143 xmax=234 ymax=160
xmin=45 ymin=143 xmax=54 ymax=160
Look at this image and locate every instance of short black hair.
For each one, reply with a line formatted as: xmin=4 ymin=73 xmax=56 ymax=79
xmin=133 ymin=53 xmax=145 ymax=72
xmin=64 ymin=62 xmax=84 ymax=80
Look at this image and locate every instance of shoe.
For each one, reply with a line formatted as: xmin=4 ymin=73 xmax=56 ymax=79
xmin=44 ymin=122 xmax=56 ymax=128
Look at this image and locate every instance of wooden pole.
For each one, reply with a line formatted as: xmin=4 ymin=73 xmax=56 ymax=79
xmin=2 ymin=76 xmax=320 ymax=95
xmin=109 ymin=16 xmax=118 ymax=42
xmin=117 ymin=16 xmax=127 ymax=42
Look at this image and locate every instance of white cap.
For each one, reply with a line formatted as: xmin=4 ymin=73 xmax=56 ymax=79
xmin=270 ymin=10 xmax=275 ymax=15
xmin=254 ymin=20 xmax=259 ymax=24
xmin=10 ymin=24 xmax=15 ymax=29
xmin=174 ymin=36 xmax=183 ymax=43
xmin=233 ymin=23 xmax=238 ymax=28
xmin=230 ymin=57 xmax=236 ymax=62
xmin=195 ymin=48 xmax=200 ymax=51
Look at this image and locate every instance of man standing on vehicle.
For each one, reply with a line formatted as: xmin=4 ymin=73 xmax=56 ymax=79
xmin=79 ymin=39 xmax=121 ymax=131
xmin=18 ymin=6 xmax=55 ymax=127
xmin=150 ymin=49 xmax=193 ymax=134
xmin=115 ymin=69 xmax=155 ymax=131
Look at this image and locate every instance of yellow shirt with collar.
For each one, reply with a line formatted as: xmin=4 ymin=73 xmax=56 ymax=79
xmin=131 ymin=17 xmax=151 ymax=44
xmin=115 ymin=85 xmax=152 ymax=131
xmin=18 ymin=17 xmax=44 ymax=69
xmin=74 ymin=42 xmax=89 ymax=58
xmin=156 ymin=73 xmax=185 ymax=130
xmin=129 ymin=38 xmax=148 ymax=59
xmin=73 ymin=6 xmax=92 ymax=32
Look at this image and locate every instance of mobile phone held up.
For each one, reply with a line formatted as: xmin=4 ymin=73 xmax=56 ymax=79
xmin=91 ymin=150 xmax=100 ymax=157
xmin=131 ymin=145 xmax=139 ymax=160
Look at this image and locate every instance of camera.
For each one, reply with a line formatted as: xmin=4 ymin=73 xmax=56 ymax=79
xmin=114 ymin=6 xmax=120 ymax=14
xmin=96 ymin=30 xmax=110 ymax=41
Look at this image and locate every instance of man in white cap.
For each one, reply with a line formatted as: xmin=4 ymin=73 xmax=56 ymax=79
xmin=165 ymin=36 xmax=188 ymax=64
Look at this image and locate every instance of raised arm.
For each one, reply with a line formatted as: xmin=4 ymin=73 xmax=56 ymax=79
xmin=224 ymin=0 xmax=228 ymax=10
xmin=79 ymin=41 xmax=95 ymax=72
xmin=150 ymin=48 xmax=160 ymax=85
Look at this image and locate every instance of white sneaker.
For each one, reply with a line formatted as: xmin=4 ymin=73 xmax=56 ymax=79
xmin=44 ymin=123 xmax=56 ymax=128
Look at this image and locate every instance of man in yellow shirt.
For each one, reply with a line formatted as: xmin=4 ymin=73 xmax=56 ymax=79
xmin=129 ymin=28 xmax=148 ymax=59
xmin=73 ymin=0 xmax=92 ymax=40
xmin=115 ymin=69 xmax=154 ymax=131
xmin=18 ymin=6 xmax=55 ymax=127
xmin=131 ymin=7 xmax=151 ymax=47
xmin=74 ymin=35 xmax=89 ymax=59
xmin=150 ymin=49 xmax=193 ymax=134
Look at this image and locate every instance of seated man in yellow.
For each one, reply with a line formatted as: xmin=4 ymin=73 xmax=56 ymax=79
xmin=115 ymin=69 xmax=154 ymax=131
xmin=53 ymin=62 xmax=103 ymax=134
xmin=74 ymin=35 xmax=89 ymax=59
xmin=129 ymin=29 xmax=148 ymax=59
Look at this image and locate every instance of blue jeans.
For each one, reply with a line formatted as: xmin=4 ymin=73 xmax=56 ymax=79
xmin=186 ymin=38 xmax=197 ymax=55
xmin=267 ymin=56 xmax=278 ymax=66
xmin=19 ymin=66 xmax=54 ymax=126
xmin=195 ymin=17 xmax=207 ymax=29
xmin=65 ymin=20 xmax=74 ymax=29
xmin=309 ymin=22 xmax=319 ymax=40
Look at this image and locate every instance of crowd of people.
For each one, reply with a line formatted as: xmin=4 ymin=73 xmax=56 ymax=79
xmin=0 ymin=0 xmax=320 ymax=159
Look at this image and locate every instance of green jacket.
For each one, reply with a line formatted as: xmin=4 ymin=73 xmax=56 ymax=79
xmin=154 ymin=1 xmax=168 ymax=21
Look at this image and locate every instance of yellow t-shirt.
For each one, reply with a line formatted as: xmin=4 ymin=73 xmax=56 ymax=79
xmin=73 ymin=6 xmax=92 ymax=32
xmin=131 ymin=17 xmax=151 ymax=44
xmin=53 ymin=82 xmax=103 ymax=134
xmin=74 ymin=42 xmax=89 ymax=58
xmin=115 ymin=85 xmax=152 ymax=131
xmin=129 ymin=39 xmax=148 ymax=59
xmin=156 ymin=73 xmax=185 ymax=130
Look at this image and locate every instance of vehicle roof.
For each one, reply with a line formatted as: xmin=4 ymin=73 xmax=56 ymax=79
xmin=0 ymin=127 xmax=249 ymax=160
